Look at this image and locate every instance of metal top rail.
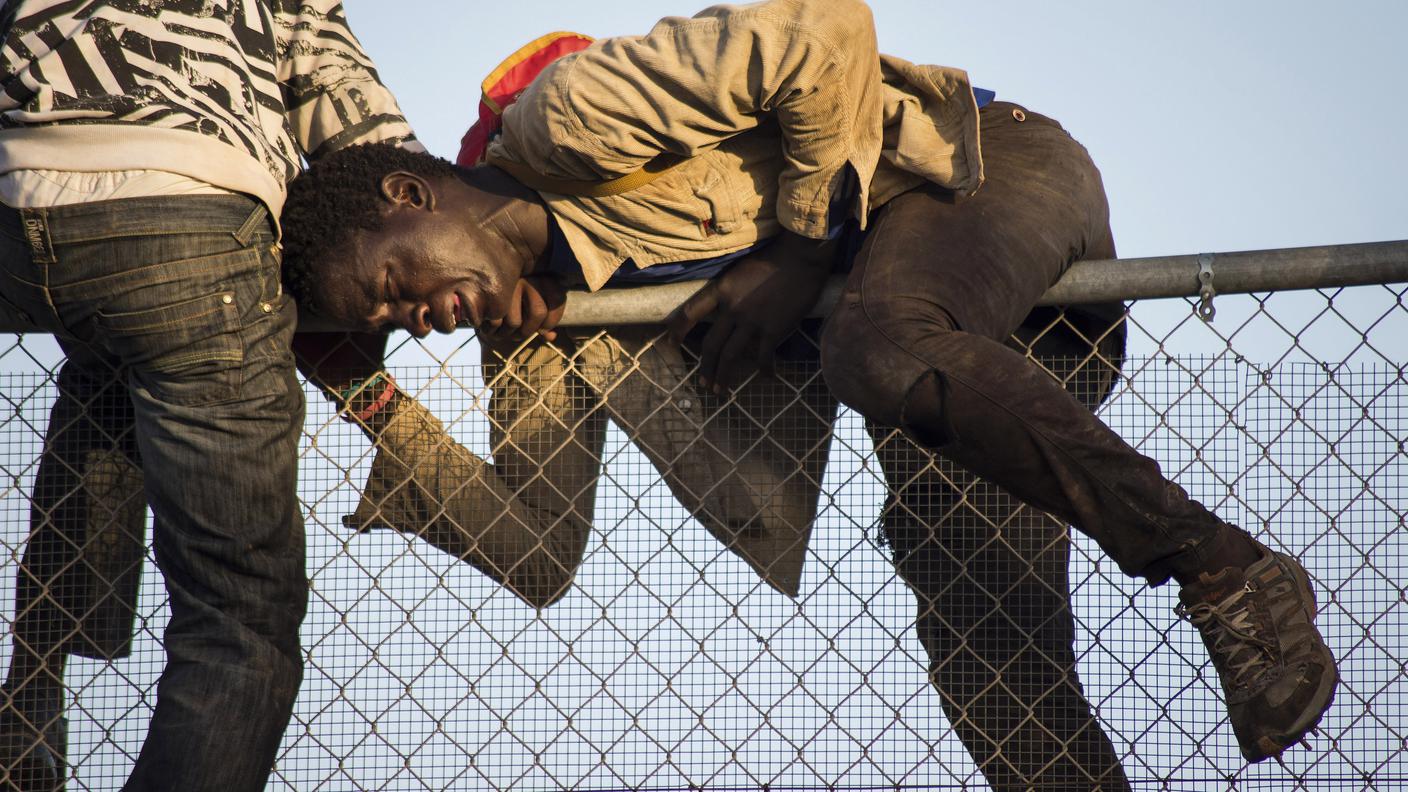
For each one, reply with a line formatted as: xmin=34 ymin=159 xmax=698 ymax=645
xmin=1 ymin=239 xmax=1404 ymax=333
xmin=556 ymin=239 xmax=1408 ymax=327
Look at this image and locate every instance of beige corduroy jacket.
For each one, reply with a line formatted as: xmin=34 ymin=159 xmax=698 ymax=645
xmin=350 ymin=0 xmax=994 ymax=600
xmin=489 ymin=0 xmax=985 ymax=290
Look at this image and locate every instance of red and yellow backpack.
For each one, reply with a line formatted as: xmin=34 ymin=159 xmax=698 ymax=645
xmin=457 ymin=31 xmax=594 ymax=168
xmin=458 ymin=31 xmax=682 ymax=197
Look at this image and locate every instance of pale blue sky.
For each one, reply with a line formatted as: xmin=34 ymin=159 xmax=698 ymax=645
xmin=346 ymin=0 xmax=1407 ymax=262
xmin=10 ymin=5 xmax=1405 ymax=786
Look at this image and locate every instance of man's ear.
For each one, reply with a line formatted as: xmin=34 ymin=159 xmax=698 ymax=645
xmin=379 ymin=171 xmax=437 ymax=211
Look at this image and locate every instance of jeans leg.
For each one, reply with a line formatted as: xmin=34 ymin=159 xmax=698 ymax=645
xmin=4 ymin=196 xmax=307 ymax=792
xmin=124 ymin=363 xmax=305 ymax=791
xmin=116 ymin=250 xmax=305 ymax=792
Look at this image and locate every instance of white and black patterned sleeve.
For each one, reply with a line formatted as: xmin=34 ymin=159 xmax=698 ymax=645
xmin=273 ymin=0 xmax=422 ymax=160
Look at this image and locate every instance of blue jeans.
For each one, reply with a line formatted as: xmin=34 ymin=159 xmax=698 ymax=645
xmin=0 ymin=195 xmax=306 ymax=791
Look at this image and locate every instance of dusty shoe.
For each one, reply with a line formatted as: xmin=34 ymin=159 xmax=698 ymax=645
xmin=1177 ymin=545 xmax=1338 ymax=762
xmin=0 ymin=708 xmax=65 ymax=792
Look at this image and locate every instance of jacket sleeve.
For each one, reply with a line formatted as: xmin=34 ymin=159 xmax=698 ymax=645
xmin=274 ymin=0 xmax=423 ymax=160
xmin=498 ymin=0 xmax=885 ymax=238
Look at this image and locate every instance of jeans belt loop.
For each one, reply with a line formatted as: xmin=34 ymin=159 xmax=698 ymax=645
xmin=232 ymin=201 xmax=269 ymax=247
xmin=17 ymin=207 xmax=55 ymax=265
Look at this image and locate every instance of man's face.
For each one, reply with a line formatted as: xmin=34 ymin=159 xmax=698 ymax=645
xmin=310 ymin=173 xmax=519 ymax=337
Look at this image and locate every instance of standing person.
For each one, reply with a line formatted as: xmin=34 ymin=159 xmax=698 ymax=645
xmin=0 ymin=2 xmax=418 ymax=789
xmin=281 ymin=0 xmax=1338 ymax=785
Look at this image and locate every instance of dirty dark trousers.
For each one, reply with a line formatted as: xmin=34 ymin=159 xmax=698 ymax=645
xmin=819 ymin=101 xmax=1234 ymax=789
xmin=0 ymin=195 xmax=307 ymax=792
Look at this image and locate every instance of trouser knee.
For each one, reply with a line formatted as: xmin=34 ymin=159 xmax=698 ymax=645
xmin=820 ymin=306 xmax=958 ymax=443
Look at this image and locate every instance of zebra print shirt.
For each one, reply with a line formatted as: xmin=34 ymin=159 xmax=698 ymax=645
xmin=0 ymin=1 xmax=418 ymax=205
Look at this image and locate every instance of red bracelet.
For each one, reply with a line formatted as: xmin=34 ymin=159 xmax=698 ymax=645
xmin=353 ymin=377 xmax=397 ymax=423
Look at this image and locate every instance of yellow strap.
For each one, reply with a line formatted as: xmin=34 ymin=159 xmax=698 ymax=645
xmin=486 ymin=152 xmax=685 ymax=198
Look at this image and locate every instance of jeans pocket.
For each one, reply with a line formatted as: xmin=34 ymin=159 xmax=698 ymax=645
xmin=96 ymin=272 xmax=248 ymax=408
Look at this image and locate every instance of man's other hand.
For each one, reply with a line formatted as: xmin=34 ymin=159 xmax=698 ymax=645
xmin=668 ymin=231 xmax=836 ymax=392
xmin=481 ymin=275 xmax=567 ymax=342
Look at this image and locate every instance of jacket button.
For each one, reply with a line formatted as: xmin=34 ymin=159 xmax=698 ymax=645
xmin=221 ymin=294 xmax=234 ymax=305
xmin=1012 ymin=108 xmax=1027 ymax=122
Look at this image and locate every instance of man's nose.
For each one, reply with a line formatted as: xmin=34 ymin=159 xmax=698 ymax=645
xmin=397 ymin=301 xmax=432 ymax=337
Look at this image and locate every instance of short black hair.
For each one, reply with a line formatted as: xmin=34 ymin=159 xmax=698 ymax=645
xmin=280 ymin=142 xmax=458 ymax=315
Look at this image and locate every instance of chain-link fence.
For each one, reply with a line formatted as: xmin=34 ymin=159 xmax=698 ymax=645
xmin=1 ymin=246 xmax=1405 ymax=790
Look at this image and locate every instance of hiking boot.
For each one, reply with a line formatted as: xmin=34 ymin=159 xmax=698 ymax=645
xmin=1176 ymin=544 xmax=1338 ymax=763
xmin=0 ymin=707 xmax=65 ymax=792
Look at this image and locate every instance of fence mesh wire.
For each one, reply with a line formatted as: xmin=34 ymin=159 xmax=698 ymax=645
xmin=1 ymin=283 xmax=1404 ymax=791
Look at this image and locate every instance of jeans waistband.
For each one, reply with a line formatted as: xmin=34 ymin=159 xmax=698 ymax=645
xmin=0 ymin=194 xmax=270 ymax=250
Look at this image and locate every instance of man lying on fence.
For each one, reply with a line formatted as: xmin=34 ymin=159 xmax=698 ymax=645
xmin=281 ymin=0 xmax=1338 ymax=782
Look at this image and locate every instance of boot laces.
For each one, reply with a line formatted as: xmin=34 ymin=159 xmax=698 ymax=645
xmin=1177 ymin=583 xmax=1277 ymax=688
